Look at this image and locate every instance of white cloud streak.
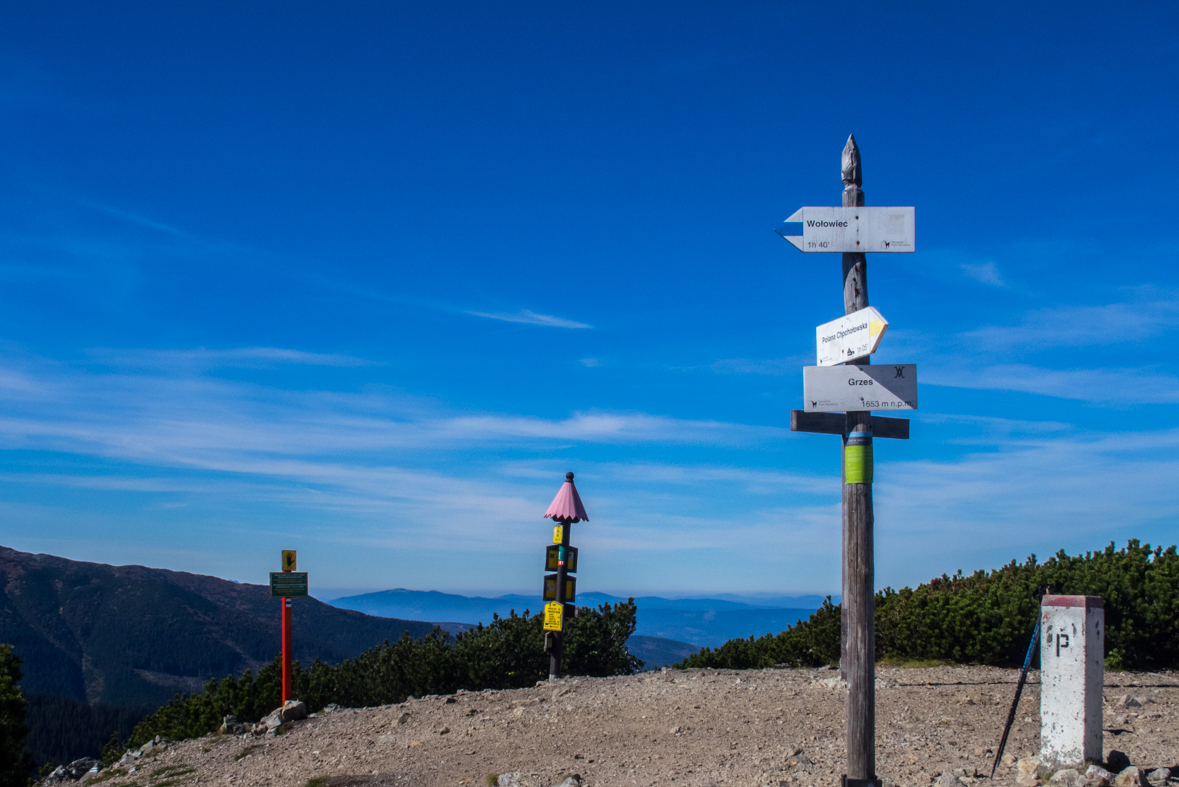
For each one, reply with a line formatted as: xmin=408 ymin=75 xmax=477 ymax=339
xmin=86 ymin=347 xmax=378 ymax=369
xmin=960 ymin=261 xmax=1008 ymax=287
xmin=464 ymin=309 xmax=592 ymax=329
xmin=925 ymin=363 xmax=1179 ymax=404
xmin=962 ymin=293 xmax=1179 ymax=350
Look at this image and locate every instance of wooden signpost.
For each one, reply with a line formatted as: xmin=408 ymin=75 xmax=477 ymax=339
xmin=269 ymin=550 xmax=307 ymax=704
xmin=778 ymin=134 xmax=917 ymax=787
xmin=541 ymin=472 xmax=588 ymax=680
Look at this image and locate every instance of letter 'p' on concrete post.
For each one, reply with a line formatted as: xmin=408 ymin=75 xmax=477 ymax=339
xmin=1040 ymin=595 xmax=1104 ymax=768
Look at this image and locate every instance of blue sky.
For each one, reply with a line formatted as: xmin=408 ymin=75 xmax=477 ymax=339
xmin=1 ymin=2 xmax=1177 ymax=599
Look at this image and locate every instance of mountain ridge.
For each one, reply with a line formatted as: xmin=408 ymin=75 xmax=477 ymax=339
xmin=0 ymin=545 xmax=437 ymax=708
xmin=329 ymin=588 xmax=826 ymax=648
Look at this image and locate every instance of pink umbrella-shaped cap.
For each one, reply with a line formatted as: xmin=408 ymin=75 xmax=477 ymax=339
xmin=543 ymin=472 xmax=589 ymax=523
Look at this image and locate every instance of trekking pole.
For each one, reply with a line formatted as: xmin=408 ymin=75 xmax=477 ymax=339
xmin=991 ymin=587 xmax=1048 ymax=777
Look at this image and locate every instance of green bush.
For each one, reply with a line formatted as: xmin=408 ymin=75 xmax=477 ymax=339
xmin=678 ymin=540 xmax=1179 ymax=672
xmin=0 ymin=645 xmax=34 ymax=787
xmin=128 ymin=599 xmax=642 ymax=747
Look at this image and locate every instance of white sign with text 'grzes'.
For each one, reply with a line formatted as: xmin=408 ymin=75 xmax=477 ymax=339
xmin=816 ymin=306 xmax=888 ymax=366
xmin=803 ymin=364 xmax=917 ymax=412
xmin=776 ymin=207 xmax=915 ymax=252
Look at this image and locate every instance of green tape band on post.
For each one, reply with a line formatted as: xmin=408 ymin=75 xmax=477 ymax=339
xmin=845 ymin=430 xmax=873 ymax=484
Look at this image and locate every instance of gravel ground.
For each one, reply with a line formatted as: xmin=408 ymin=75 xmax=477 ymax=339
xmin=91 ymin=666 xmax=1178 ymax=787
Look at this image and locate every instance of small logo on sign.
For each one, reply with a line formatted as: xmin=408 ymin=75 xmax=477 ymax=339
xmin=894 ymin=367 xmax=905 ymax=378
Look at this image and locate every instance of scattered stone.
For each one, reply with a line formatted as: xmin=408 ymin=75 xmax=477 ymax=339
xmin=279 ymin=699 xmax=308 ymax=722
xmin=1145 ymin=768 xmax=1172 ymax=787
xmin=1017 ymin=757 xmax=1042 ymax=787
xmin=439 ymin=727 xmax=450 ymax=735
xmin=552 ymin=776 xmax=581 ymax=787
xmin=219 ymin=714 xmax=248 ymax=735
xmin=1114 ymin=767 xmax=1147 ymax=787
xmin=1049 ymin=768 xmax=1083 ymax=787
xmin=1003 ymin=753 xmax=1019 ymax=767
xmin=670 ymin=726 xmax=681 ymax=735
xmin=1086 ymin=765 xmax=1115 ymax=787
xmin=321 ymin=702 xmax=343 ymax=714
xmin=397 ymin=712 xmax=411 ymax=724
xmin=1116 ymin=695 xmax=1142 ymax=709
xmin=937 ymin=772 xmax=966 ymax=787
xmin=39 ymin=758 xmax=100 ymax=784
xmin=443 ymin=696 xmax=456 ymax=704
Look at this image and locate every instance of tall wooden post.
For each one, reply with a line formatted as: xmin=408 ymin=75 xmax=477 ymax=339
xmin=281 ymin=597 xmax=292 ymax=703
xmin=840 ymin=134 xmax=877 ymax=786
xmin=549 ymin=518 xmax=572 ymax=680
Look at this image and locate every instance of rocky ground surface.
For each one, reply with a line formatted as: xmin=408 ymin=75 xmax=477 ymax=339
xmin=70 ymin=666 xmax=1177 ymax=787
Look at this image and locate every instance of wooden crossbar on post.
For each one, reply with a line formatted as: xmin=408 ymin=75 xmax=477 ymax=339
xmin=791 ymin=411 xmax=909 ymax=440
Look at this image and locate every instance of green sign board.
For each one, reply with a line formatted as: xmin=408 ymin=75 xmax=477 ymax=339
xmin=270 ymin=572 xmax=308 ymax=598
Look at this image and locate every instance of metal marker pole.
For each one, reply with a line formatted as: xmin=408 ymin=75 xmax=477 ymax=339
xmin=991 ymin=591 xmax=1047 ymax=776
xmin=991 ymin=619 xmax=1040 ymax=776
xmin=840 ymin=134 xmax=878 ymax=787
xmin=281 ymin=589 xmax=292 ymax=704
xmin=549 ymin=519 xmax=571 ymax=680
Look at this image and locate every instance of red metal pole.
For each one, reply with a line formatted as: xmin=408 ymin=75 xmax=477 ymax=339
xmin=281 ymin=597 xmax=292 ymax=704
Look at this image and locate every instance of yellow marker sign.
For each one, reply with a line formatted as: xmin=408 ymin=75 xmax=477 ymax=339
xmin=543 ymin=601 xmax=563 ymax=631
xmin=282 ymin=550 xmax=297 ymax=571
xmin=552 ymin=525 xmax=563 ymax=544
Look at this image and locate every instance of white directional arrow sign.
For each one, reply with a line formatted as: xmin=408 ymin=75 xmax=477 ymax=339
xmin=816 ymin=306 xmax=889 ymax=366
xmin=776 ymin=206 xmax=915 ymax=252
xmin=803 ymin=364 xmax=917 ymax=412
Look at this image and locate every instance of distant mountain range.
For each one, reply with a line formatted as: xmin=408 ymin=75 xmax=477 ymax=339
xmin=328 ymin=589 xmax=829 ymax=648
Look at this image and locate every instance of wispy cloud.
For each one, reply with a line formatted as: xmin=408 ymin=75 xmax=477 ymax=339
xmin=711 ymin=356 xmax=805 ymax=376
xmin=925 ymin=363 xmax=1179 ymax=404
xmin=874 ymin=427 xmax=1179 ymax=580
xmin=464 ymin=309 xmax=592 ymax=329
xmin=918 ymin=413 xmax=1073 ymax=443
xmin=960 ymin=261 xmax=1008 ymax=287
xmin=962 ymin=292 xmax=1179 ymax=350
xmin=0 ymin=351 xmax=783 ymax=471
xmin=86 ymin=347 xmax=378 ymax=370
xmin=74 ymin=199 xmax=197 ymax=241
